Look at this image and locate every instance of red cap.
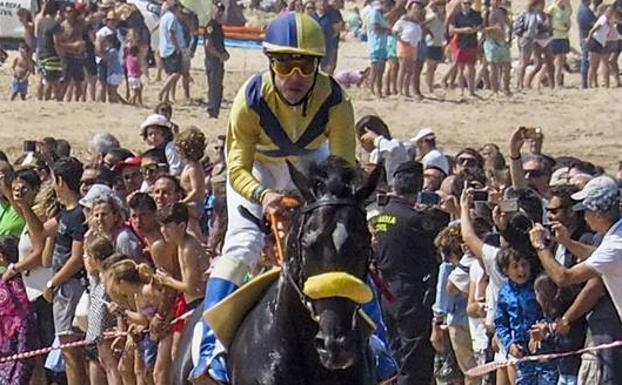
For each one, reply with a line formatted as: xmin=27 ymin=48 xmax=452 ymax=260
xmin=117 ymin=156 xmax=142 ymax=170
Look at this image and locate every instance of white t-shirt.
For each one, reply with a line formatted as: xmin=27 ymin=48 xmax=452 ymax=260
xmin=18 ymin=228 xmax=53 ymax=302
xmin=469 ymin=261 xmax=489 ymax=352
xmin=449 ymin=253 xmax=476 ymax=294
xmin=369 ymin=136 xmax=409 ymax=185
xmin=585 ymin=219 xmax=622 ymax=321
xmin=426 ymin=16 xmax=446 ymax=47
xmin=592 ymin=15 xmax=611 ymax=46
xmin=481 ymin=243 xmax=507 ymax=325
xmin=392 ymin=18 xmax=422 ymax=47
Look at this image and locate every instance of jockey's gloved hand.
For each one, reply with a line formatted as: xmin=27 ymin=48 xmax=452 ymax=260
xmin=261 ymin=191 xmax=286 ymax=216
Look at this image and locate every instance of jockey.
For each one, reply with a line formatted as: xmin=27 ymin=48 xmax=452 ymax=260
xmin=190 ymin=12 xmax=396 ymax=384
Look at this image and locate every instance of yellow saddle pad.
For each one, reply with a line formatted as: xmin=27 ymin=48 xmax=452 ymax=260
xmin=203 ymin=268 xmax=281 ymax=349
xmin=203 ymin=268 xmax=377 ymax=349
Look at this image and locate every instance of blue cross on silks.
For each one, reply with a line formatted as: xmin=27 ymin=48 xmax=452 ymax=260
xmin=245 ymin=72 xmax=343 ymax=158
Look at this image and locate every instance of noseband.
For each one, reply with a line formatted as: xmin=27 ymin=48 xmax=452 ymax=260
xmin=284 ymin=197 xmax=370 ymax=326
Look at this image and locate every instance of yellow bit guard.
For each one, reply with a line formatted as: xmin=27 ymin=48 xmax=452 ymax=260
xmin=302 ymin=272 xmax=373 ymax=304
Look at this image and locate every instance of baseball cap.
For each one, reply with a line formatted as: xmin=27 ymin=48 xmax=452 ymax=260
xmin=571 ymin=175 xmax=620 ymax=211
xmin=118 ymin=156 xmax=142 ymax=169
xmin=79 ymin=184 xmax=115 ymax=209
xmin=411 ymin=128 xmax=435 ymax=143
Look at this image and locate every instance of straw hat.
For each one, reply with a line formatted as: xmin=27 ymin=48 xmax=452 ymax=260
xmin=106 ymin=10 xmax=119 ymax=20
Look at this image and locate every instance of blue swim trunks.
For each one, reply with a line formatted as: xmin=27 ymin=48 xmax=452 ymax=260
xmin=11 ymin=77 xmax=28 ymax=95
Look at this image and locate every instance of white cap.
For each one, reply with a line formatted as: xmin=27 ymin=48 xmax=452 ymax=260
xmin=140 ymin=114 xmax=172 ymax=136
xmin=79 ymin=184 xmax=119 ymax=209
xmin=571 ymin=175 xmax=618 ymax=201
xmin=410 ymin=128 xmax=435 ymax=143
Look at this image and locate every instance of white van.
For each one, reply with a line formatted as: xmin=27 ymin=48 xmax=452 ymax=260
xmin=0 ymin=0 xmax=39 ymax=42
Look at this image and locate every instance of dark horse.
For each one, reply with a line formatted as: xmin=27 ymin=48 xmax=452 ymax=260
xmin=171 ymin=157 xmax=380 ymax=385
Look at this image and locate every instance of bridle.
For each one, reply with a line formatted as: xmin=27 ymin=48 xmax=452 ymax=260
xmin=282 ymin=197 xmax=368 ymax=328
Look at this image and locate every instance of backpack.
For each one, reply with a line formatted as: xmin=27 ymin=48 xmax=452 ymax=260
xmin=513 ymin=12 xmax=527 ymax=38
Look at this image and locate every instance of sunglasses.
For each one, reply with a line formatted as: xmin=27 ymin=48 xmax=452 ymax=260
xmin=457 ymin=157 xmax=478 ymax=167
xmin=81 ymin=178 xmax=96 ymax=186
xmin=270 ymin=58 xmax=317 ymax=78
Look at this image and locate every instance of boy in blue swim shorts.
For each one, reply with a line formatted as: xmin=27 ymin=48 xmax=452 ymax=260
xmin=11 ymin=43 xmax=35 ymax=101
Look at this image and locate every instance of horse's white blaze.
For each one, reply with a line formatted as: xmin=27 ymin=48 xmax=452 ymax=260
xmin=332 ymin=221 xmax=348 ymax=252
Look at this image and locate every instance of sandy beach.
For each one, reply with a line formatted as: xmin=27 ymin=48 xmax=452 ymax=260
xmin=1 ymin=4 xmax=621 ymax=171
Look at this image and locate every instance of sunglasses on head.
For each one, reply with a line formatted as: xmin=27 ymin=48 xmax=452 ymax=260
xmin=270 ymin=57 xmax=317 ymax=78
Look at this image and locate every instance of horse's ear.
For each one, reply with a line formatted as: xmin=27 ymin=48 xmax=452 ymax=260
xmin=355 ymin=160 xmax=383 ymax=203
xmin=287 ymin=161 xmax=315 ymax=202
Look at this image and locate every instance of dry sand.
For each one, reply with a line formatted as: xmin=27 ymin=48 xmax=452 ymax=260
xmin=0 ymin=2 xmax=621 ymax=171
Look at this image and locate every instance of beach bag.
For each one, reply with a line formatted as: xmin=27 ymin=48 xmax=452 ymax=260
xmin=513 ymin=12 xmax=527 ymax=38
xmin=73 ymin=291 xmax=90 ymax=333
xmin=44 ymin=336 xmax=66 ymax=373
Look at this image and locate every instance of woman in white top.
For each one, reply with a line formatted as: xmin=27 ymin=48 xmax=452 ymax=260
xmin=393 ymin=1 xmax=423 ymax=96
xmin=587 ymin=4 xmax=617 ymax=88
xmin=2 ymin=172 xmax=56 ymax=385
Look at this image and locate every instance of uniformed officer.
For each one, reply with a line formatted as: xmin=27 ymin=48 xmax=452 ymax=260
xmin=204 ymin=1 xmax=228 ymax=118
xmin=371 ymin=161 xmax=448 ymax=385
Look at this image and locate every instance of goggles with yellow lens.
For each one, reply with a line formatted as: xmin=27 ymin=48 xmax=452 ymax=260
xmin=270 ymin=56 xmax=318 ymax=78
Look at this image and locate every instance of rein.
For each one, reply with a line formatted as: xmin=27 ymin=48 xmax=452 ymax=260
xmin=273 ymin=197 xmax=368 ymax=326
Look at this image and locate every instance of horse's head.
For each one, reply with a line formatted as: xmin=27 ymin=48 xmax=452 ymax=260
xmin=285 ymin=156 xmax=381 ymax=370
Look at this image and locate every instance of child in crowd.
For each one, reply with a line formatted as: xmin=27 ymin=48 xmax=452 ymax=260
xmin=176 ymin=127 xmax=207 ymax=207
xmin=155 ymin=203 xmax=208 ymax=356
xmin=140 ymin=114 xmax=185 ymax=176
xmin=176 ymin=127 xmax=208 ymax=240
xmin=495 ymin=248 xmax=557 ymax=385
xmin=154 ymin=102 xmax=180 ymax=134
xmin=83 ymin=236 xmax=121 ymax=385
xmin=0 ymin=236 xmax=36 ymax=385
xmin=102 ymin=256 xmax=168 ymax=385
xmin=125 ymin=30 xmax=143 ymax=106
xmin=11 ymin=43 xmax=35 ymax=101
xmin=393 ymin=0 xmax=422 ymax=97
xmin=529 ymin=275 xmax=585 ymax=385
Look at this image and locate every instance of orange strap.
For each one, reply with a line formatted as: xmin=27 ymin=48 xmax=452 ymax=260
xmin=269 ymin=213 xmax=285 ymax=264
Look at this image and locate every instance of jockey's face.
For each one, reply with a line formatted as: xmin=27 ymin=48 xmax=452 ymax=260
xmin=271 ymin=55 xmax=317 ymax=105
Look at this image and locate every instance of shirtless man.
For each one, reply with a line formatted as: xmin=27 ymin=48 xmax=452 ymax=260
xmin=58 ymin=4 xmax=87 ymax=101
xmin=11 ymin=43 xmax=35 ymax=101
xmin=128 ymin=193 xmax=178 ymax=385
xmin=155 ymin=202 xmax=208 ymax=359
xmin=482 ymin=0 xmax=512 ymax=95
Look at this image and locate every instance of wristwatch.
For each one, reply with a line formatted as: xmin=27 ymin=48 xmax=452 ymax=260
xmin=7 ymin=263 xmax=17 ymax=273
xmin=46 ymin=280 xmax=55 ymax=290
xmin=559 ymin=316 xmax=570 ymax=328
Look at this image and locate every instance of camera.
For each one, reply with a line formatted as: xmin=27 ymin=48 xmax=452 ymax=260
xmin=498 ymin=199 xmax=519 ymax=213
